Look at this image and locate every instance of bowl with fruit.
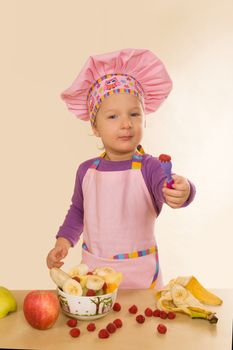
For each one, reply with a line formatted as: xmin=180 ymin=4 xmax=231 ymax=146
xmin=49 ymin=264 xmax=122 ymax=320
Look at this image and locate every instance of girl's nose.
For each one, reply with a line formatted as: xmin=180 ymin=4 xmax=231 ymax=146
xmin=121 ymin=116 xmax=132 ymax=128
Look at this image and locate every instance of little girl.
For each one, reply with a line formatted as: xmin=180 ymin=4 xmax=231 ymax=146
xmin=46 ymin=48 xmax=196 ymax=289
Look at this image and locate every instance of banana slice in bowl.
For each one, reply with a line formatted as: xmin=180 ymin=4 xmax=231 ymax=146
xmin=93 ymin=266 xmax=116 ymax=277
xmin=85 ymin=275 xmax=105 ymax=291
xmin=62 ymin=278 xmax=83 ymax=296
xmin=68 ymin=263 xmax=89 ymax=277
xmin=49 ymin=267 xmax=70 ymax=288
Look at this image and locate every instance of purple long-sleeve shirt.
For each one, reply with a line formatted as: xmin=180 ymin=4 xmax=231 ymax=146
xmin=56 ymin=153 xmax=196 ymax=246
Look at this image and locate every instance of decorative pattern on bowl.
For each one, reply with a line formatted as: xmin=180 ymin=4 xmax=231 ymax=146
xmin=57 ymin=287 xmax=118 ymax=320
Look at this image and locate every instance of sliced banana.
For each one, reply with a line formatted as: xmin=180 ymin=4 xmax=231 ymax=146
xmin=104 ymin=272 xmax=123 ymax=286
xmin=63 ymin=278 xmax=83 ymax=296
xmin=170 ymin=284 xmax=189 ymax=307
xmin=86 ymin=275 xmax=105 ymax=291
xmin=49 ymin=267 xmax=70 ymax=288
xmin=174 ymin=276 xmax=191 ymax=286
xmin=171 ymin=284 xmax=204 ymax=309
xmin=161 ymin=290 xmax=173 ymax=301
xmin=93 ymin=266 xmax=116 ymax=277
xmin=79 ymin=275 xmax=88 ymax=288
xmin=157 ymin=296 xmax=176 ymax=311
xmin=68 ymin=263 xmax=89 ymax=277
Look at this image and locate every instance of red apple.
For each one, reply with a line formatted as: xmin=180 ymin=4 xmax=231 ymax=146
xmin=23 ymin=290 xmax=60 ymax=330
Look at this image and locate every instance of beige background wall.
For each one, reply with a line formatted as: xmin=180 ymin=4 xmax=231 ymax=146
xmin=1 ymin=0 xmax=232 ymax=290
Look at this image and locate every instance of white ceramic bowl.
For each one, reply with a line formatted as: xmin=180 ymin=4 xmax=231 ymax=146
xmin=57 ymin=287 xmax=118 ymax=320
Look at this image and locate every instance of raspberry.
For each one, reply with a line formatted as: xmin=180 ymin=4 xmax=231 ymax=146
xmin=106 ymin=322 xmax=117 ymax=333
xmin=98 ymin=329 xmax=109 ymax=339
xmin=153 ymin=309 xmax=161 ymax=317
xmin=113 ymin=302 xmax=121 ymax=311
xmin=128 ymin=305 xmax=138 ymax=314
xmin=136 ymin=314 xmax=145 ymax=324
xmin=86 ymin=289 xmax=96 ymax=296
xmin=69 ymin=328 xmax=81 ymax=337
xmin=87 ymin=322 xmax=96 ymax=332
xmin=67 ymin=318 xmax=78 ymax=327
xmin=159 ymin=154 xmax=171 ymax=162
xmin=72 ymin=276 xmax=80 ymax=283
xmin=113 ymin=318 xmax=123 ymax=328
xmin=157 ymin=323 xmax=167 ymax=334
xmin=167 ymin=311 xmax=176 ymax=319
xmin=144 ymin=307 xmax=153 ymax=317
xmin=160 ymin=311 xmax=168 ymax=319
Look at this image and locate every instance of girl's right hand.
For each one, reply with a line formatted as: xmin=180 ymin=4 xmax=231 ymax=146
xmin=46 ymin=245 xmax=68 ymax=269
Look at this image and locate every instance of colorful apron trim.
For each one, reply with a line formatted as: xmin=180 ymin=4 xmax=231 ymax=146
xmin=82 ymin=242 xmax=159 ymax=288
xmin=150 ymin=251 xmax=159 ymax=289
xmin=82 ymin=242 xmax=157 ymax=260
xmin=112 ymin=246 xmax=156 ymax=259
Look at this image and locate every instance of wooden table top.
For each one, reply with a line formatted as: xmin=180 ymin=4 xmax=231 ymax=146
xmin=0 ymin=289 xmax=232 ymax=350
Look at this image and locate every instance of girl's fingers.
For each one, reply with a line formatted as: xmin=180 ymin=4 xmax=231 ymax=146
xmin=163 ymin=176 xmax=190 ymax=208
xmin=165 ymin=195 xmax=183 ymax=207
xmin=55 ymin=251 xmax=63 ymax=259
xmin=47 ymin=246 xmax=68 ymax=269
xmin=166 ymin=202 xmax=180 ymax=208
xmin=165 ymin=196 xmax=181 ymax=205
xmin=54 ymin=247 xmax=67 ymax=259
xmin=162 ymin=188 xmax=183 ymax=198
xmin=163 ymin=181 xmax=188 ymax=192
xmin=47 ymin=259 xmax=64 ymax=269
xmin=53 ymin=261 xmax=64 ymax=268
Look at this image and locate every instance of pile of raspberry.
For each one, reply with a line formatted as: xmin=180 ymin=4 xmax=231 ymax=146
xmin=66 ymin=316 xmax=122 ymax=339
xmin=67 ymin=301 xmax=176 ymax=339
xmin=128 ymin=304 xmax=176 ymax=334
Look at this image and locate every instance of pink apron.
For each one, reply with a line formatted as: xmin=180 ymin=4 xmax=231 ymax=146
xmin=81 ymin=145 xmax=163 ymax=289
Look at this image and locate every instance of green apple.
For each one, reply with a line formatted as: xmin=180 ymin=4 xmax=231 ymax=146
xmin=0 ymin=286 xmax=17 ymax=318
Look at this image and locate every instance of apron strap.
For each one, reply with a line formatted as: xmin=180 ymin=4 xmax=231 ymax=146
xmin=90 ymin=144 xmax=145 ymax=170
xmin=131 ymin=144 xmax=144 ymax=170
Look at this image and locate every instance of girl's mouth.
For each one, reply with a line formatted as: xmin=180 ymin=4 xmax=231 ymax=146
xmin=118 ymin=136 xmax=133 ymax=141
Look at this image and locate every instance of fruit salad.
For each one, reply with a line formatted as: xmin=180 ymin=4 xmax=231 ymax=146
xmin=50 ymin=264 xmax=122 ymax=297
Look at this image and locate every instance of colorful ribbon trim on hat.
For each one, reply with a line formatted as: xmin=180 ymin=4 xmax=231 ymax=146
xmin=87 ymin=73 xmax=145 ymax=125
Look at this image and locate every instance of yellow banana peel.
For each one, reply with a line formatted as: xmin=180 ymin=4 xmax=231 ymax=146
xmin=155 ymin=276 xmax=222 ymax=324
xmin=178 ymin=276 xmax=222 ymax=306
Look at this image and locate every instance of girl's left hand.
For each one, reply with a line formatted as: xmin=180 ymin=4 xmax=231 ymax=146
xmin=162 ymin=174 xmax=191 ymax=208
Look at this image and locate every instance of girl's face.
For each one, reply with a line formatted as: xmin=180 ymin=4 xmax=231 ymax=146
xmin=92 ymin=93 xmax=145 ymax=160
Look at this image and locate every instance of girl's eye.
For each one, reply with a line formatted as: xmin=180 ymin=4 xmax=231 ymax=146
xmin=107 ymin=113 xmax=140 ymax=119
xmin=108 ymin=115 xmax=117 ymax=119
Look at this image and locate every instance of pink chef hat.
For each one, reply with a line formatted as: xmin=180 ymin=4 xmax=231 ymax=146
xmin=61 ymin=48 xmax=172 ymax=125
